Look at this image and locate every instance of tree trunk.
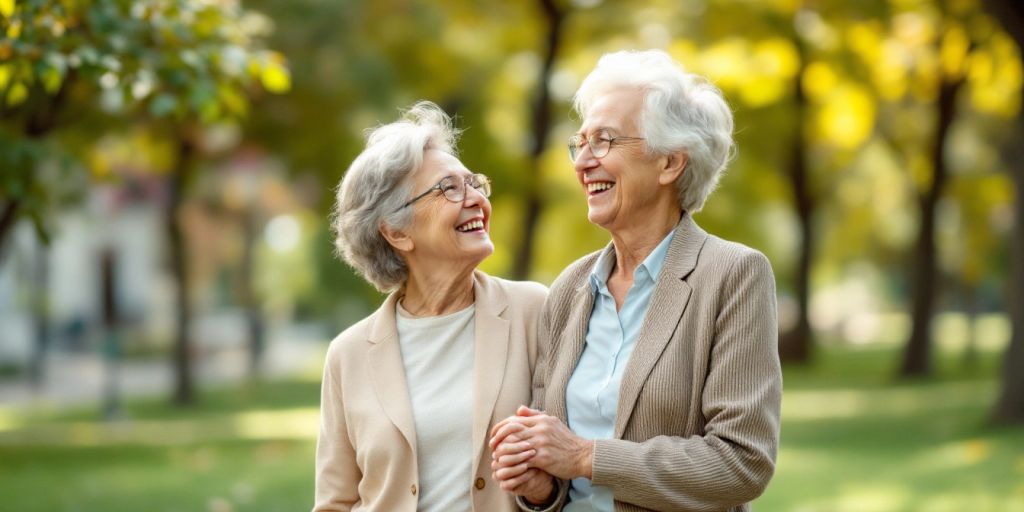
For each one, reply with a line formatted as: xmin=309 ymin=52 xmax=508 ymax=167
xmin=28 ymin=244 xmax=50 ymax=388
xmin=983 ymin=0 xmax=1024 ymax=425
xmin=241 ymin=208 xmax=265 ymax=377
xmin=993 ymin=146 xmax=1024 ymax=423
xmin=169 ymin=134 xmax=197 ymax=406
xmin=899 ymin=77 xmax=962 ymax=377
xmin=512 ymin=0 xmax=563 ymax=280
xmin=779 ymin=39 xmax=814 ymax=363
xmin=0 ymin=199 xmax=21 ymax=267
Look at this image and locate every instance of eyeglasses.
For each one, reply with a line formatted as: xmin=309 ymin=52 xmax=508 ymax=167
xmin=568 ymin=129 xmax=645 ymax=162
xmin=398 ymin=173 xmax=492 ymax=211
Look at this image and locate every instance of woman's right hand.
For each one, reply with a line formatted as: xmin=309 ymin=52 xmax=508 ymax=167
xmin=491 ymin=431 xmax=555 ymax=505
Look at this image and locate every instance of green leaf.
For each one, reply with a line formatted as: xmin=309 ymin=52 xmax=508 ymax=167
xmin=6 ymin=81 xmax=27 ymax=107
xmin=149 ymin=93 xmax=178 ymax=117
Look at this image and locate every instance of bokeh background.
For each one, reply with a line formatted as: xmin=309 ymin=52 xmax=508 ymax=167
xmin=2 ymin=0 xmax=1023 ymax=511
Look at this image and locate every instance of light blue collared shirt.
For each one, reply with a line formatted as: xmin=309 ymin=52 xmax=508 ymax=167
xmin=563 ymin=227 xmax=676 ymax=512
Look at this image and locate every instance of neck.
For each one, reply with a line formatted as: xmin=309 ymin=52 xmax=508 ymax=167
xmin=609 ymin=208 xmax=682 ymax=281
xmin=401 ymin=264 xmax=476 ymax=317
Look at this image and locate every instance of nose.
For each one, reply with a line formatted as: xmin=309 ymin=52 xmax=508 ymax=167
xmin=462 ymin=183 xmax=486 ymax=207
xmin=574 ymin=143 xmax=599 ymax=173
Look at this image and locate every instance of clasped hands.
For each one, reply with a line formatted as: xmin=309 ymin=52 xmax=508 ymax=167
xmin=488 ymin=405 xmax=595 ymax=505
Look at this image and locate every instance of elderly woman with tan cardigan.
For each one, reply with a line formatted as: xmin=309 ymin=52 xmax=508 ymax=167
xmin=314 ymin=101 xmax=547 ymax=512
xmin=489 ymin=50 xmax=783 ymax=512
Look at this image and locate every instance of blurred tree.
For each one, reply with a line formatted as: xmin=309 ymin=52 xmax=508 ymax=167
xmin=512 ymin=0 xmax=564 ymax=280
xmin=982 ymin=0 xmax=1024 ymax=424
xmin=0 ymin=0 xmax=288 ymax=404
xmin=899 ymin=5 xmax=971 ymax=377
xmin=779 ymin=5 xmax=814 ymax=364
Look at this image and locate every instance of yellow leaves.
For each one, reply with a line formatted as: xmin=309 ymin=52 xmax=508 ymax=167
xmin=967 ymin=33 xmax=1023 ymax=117
xmin=814 ymin=84 xmax=876 ymax=150
xmin=0 ymin=0 xmax=14 ymax=19
xmin=258 ymin=52 xmax=290 ymax=94
xmin=940 ymin=24 xmax=969 ymax=79
xmin=738 ymin=38 xmax=799 ymax=107
xmin=803 ymin=61 xmax=838 ymax=100
xmin=684 ymin=37 xmax=799 ymax=108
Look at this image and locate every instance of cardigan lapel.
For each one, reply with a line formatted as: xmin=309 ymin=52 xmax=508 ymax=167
xmin=613 ymin=213 xmax=708 ymax=437
xmin=548 ymin=269 xmax=601 ymax=424
xmin=469 ymin=271 xmax=510 ymax=476
xmin=366 ymin=292 xmax=418 ymax=453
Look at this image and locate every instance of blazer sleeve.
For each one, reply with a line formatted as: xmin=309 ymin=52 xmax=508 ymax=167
xmin=590 ymin=250 xmax=783 ymax=511
xmin=313 ymin=345 xmax=362 ymax=512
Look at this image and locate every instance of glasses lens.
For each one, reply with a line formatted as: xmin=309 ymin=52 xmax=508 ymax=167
xmin=471 ymin=174 xmax=491 ymax=198
xmin=568 ymin=135 xmax=581 ymax=162
xmin=591 ymin=131 xmax=610 ymax=158
xmin=439 ymin=176 xmax=463 ymax=202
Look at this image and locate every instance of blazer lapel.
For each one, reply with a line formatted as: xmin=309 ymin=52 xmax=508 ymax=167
xmin=367 ymin=293 xmax=418 ymax=453
xmin=470 ymin=272 xmax=510 ymax=476
xmin=614 ymin=213 xmax=708 ymax=437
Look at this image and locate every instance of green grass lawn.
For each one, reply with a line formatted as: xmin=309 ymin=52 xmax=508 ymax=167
xmin=1 ymin=345 xmax=1022 ymax=511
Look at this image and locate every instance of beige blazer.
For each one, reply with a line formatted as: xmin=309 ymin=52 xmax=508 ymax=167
xmin=532 ymin=213 xmax=782 ymax=512
xmin=314 ymin=271 xmax=548 ymax=512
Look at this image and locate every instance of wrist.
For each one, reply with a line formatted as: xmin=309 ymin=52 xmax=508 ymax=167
xmin=523 ymin=478 xmax=556 ymax=506
xmin=574 ymin=439 xmax=594 ymax=479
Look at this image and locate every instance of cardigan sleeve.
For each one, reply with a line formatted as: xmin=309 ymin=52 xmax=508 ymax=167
xmin=590 ymin=250 xmax=782 ymax=511
xmin=516 ymin=294 xmax=570 ymax=512
xmin=312 ymin=344 xmax=362 ymax=512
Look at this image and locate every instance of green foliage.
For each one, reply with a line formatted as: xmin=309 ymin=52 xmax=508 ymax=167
xmin=0 ymin=0 xmax=288 ymax=242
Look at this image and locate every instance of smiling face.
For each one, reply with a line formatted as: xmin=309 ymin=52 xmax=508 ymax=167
xmin=574 ymin=87 xmax=673 ymax=233
xmin=396 ymin=149 xmax=493 ymax=271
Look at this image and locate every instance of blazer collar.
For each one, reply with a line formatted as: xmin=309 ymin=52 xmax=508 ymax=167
xmin=552 ymin=212 xmax=709 ymax=433
xmin=364 ymin=271 xmax=511 ymax=472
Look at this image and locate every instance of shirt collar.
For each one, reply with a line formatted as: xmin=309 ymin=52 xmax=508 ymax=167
xmin=588 ymin=218 xmax=679 ymax=293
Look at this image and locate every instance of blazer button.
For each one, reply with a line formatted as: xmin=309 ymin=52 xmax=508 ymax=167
xmin=475 ymin=477 xmax=486 ymax=490
xmin=411 ymin=484 xmax=417 ymax=496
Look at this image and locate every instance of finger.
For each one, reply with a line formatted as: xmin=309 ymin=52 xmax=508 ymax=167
xmin=489 ymin=421 xmax=529 ymax=450
xmin=493 ymin=441 xmax=534 ymax=464
xmin=516 ymin=405 xmax=545 ymax=417
xmin=498 ymin=448 xmax=536 ymax=467
xmin=500 ymin=465 xmax=540 ymax=490
xmin=509 ymin=468 xmax=543 ymax=494
xmin=494 ymin=461 xmax=531 ymax=482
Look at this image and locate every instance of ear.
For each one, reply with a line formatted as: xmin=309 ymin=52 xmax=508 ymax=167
xmin=658 ymin=150 xmax=688 ymax=186
xmin=380 ymin=222 xmax=414 ymax=253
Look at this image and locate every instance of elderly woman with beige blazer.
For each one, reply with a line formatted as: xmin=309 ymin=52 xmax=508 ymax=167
xmin=314 ymin=101 xmax=547 ymax=512
xmin=489 ymin=50 xmax=783 ymax=512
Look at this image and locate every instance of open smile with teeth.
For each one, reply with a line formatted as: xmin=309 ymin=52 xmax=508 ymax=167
xmin=587 ymin=182 xmax=615 ymax=194
xmin=456 ymin=219 xmax=485 ymax=232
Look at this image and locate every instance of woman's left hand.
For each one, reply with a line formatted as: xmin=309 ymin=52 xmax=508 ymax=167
xmin=489 ymin=406 xmax=594 ymax=481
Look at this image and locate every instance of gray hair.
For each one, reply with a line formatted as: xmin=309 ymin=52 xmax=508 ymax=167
xmin=573 ymin=49 xmax=735 ymax=213
xmin=331 ymin=101 xmax=460 ymax=292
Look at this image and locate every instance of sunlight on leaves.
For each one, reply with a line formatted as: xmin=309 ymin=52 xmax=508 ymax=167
xmin=260 ymin=55 xmax=291 ymax=94
xmin=814 ymin=84 xmax=875 ymax=149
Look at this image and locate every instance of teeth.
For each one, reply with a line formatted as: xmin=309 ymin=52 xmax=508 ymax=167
xmin=456 ymin=219 xmax=484 ymax=232
xmin=587 ymin=182 xmax=615 ymax=193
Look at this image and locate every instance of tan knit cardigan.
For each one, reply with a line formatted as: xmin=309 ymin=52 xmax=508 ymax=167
xmin=531 ymin=213 xmax=782 ymax=512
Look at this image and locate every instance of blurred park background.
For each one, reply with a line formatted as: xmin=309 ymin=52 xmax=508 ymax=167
xmin=2 ymin=0 xmax=1024 ymax=510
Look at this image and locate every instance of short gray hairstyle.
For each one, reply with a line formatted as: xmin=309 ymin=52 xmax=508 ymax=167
xmin=573 ymin=49 xmax=735 ymax=213
xmin=331 ymin=101 xmax=460 ymax=292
